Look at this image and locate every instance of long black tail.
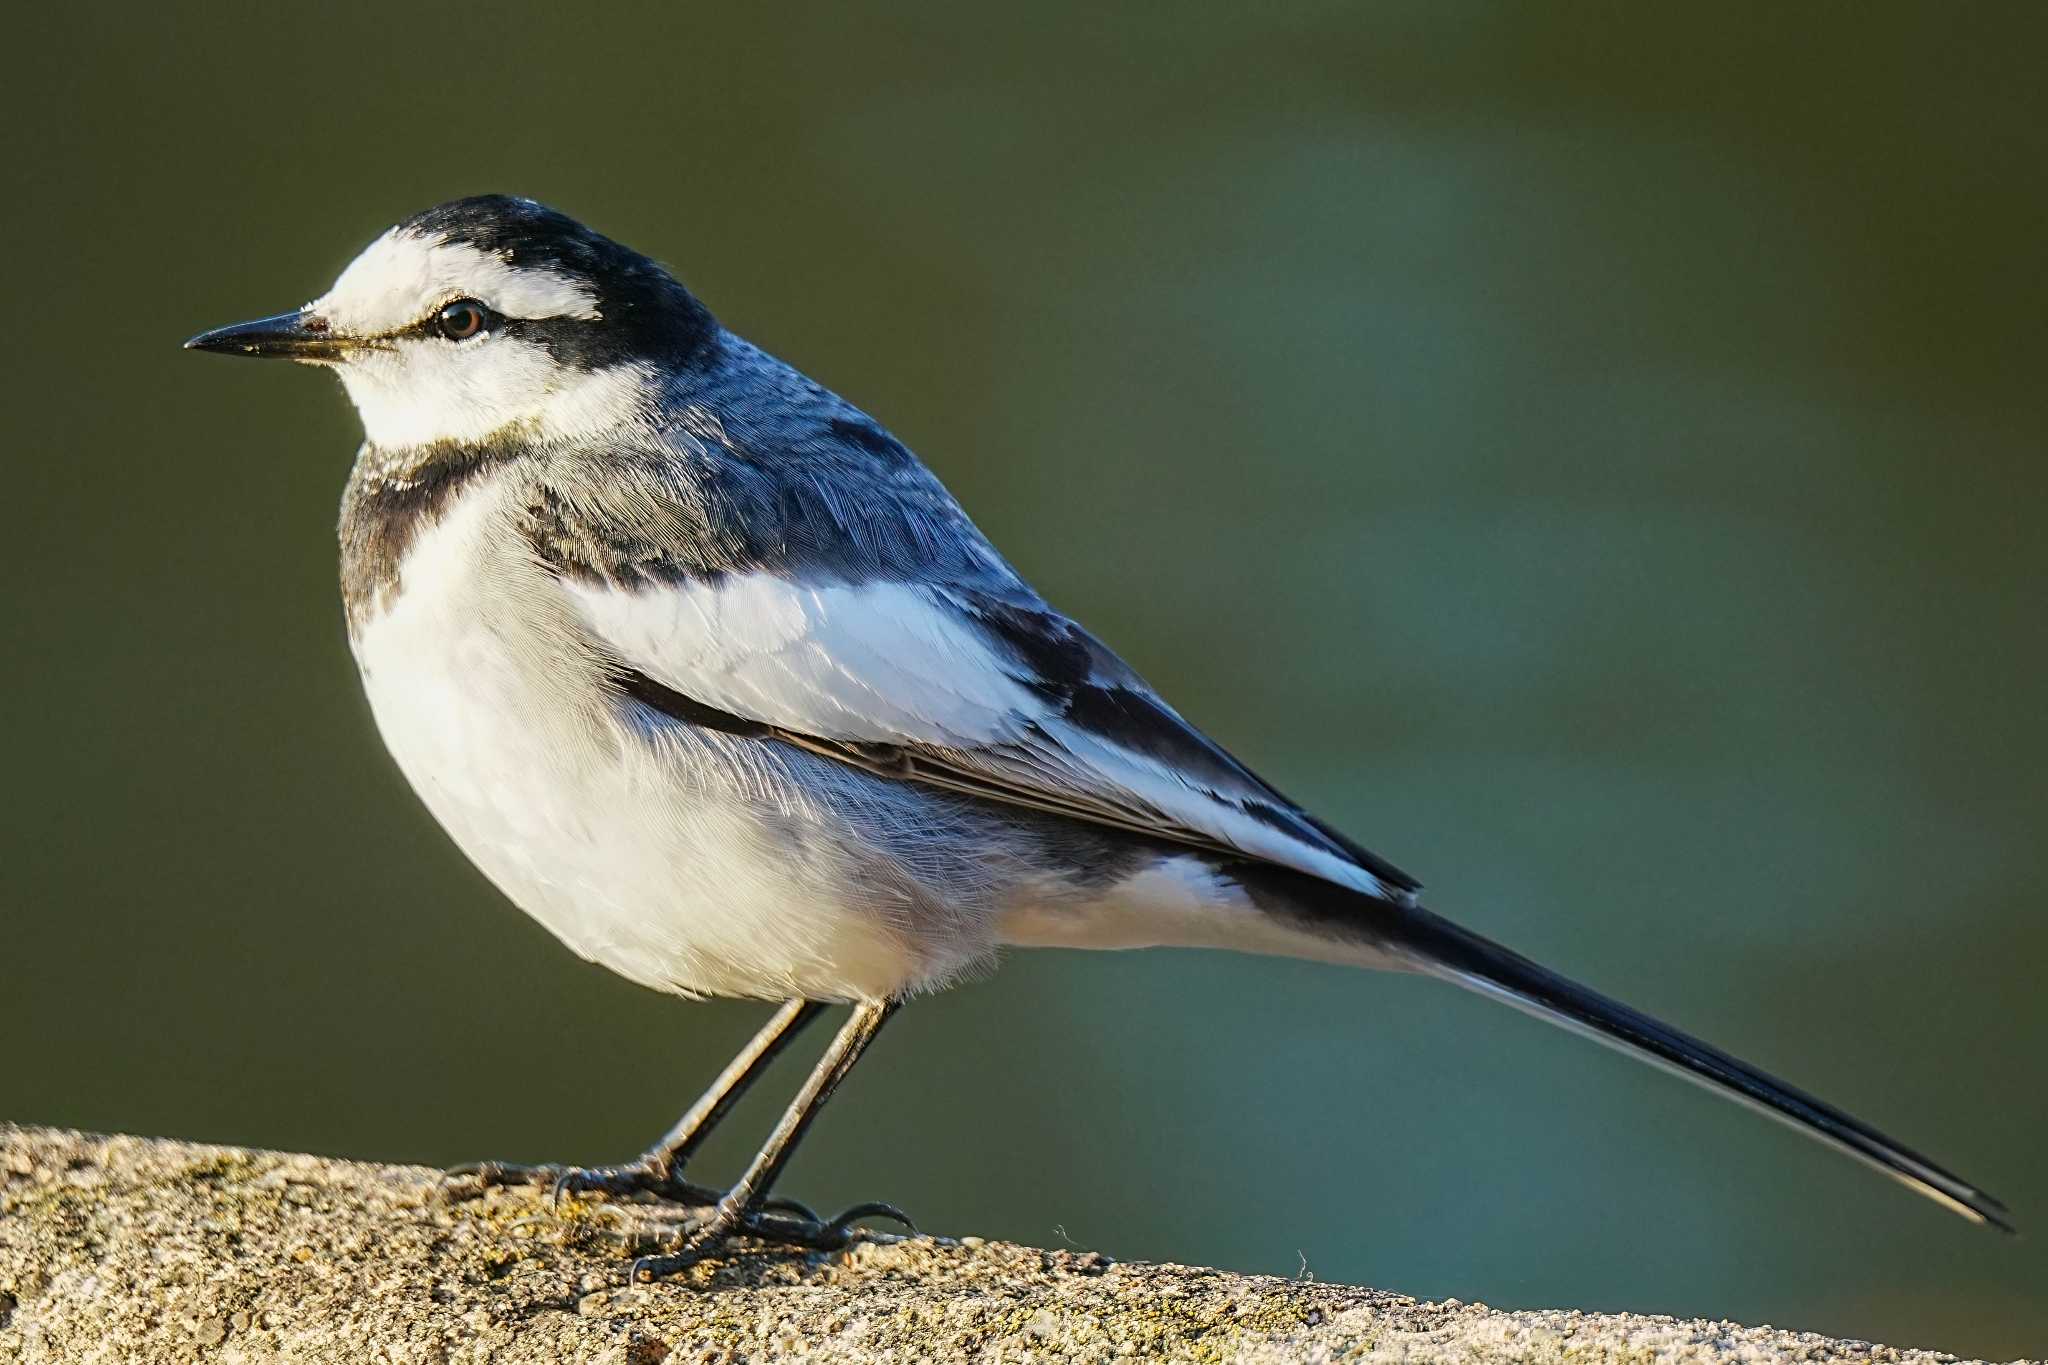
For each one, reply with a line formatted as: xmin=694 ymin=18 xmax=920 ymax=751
xmin=1249 ymin=866 xmax=2013 ymax=1230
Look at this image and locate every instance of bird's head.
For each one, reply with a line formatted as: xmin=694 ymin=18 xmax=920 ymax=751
xmin=185 ymin=195 xmax=713 ymax=448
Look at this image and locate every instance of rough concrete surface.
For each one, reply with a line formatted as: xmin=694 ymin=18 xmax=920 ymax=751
xmin=0 ymin=1124 xmax=2022 ymax=1364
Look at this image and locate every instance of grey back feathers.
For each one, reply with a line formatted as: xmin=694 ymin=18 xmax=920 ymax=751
xmin=518 ymin=338 xmax=1014 ymax=592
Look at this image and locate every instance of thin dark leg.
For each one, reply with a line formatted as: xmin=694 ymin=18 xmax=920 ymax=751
xmin=634 ymin=999 xmax=899 ymax=1280
xmin=629 ymin=998 xmax=829 ymax=1180
xmin=445 ymin=998 xmax=826 ymax=1201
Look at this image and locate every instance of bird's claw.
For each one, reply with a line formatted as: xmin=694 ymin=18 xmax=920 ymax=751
xmin=548 ymin=1162 xmax=675 ymax=1208
xmin=630 ymin=1198 xmax=918 ymax=1281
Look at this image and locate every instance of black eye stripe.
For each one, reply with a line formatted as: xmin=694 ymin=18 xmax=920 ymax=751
xmin=384 ymin=297 xmax=695 ymax=371
xmin=386 ymin=307 xmax=616 ymax=365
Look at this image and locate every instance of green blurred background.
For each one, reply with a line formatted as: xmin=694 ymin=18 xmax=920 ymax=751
xmin=4 ymin=3 xmax=2042 ymax=1355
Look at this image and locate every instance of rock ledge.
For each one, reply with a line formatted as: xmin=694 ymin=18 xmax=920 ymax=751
xmin=0 ymin=1124 xmax=2012 ymax=1364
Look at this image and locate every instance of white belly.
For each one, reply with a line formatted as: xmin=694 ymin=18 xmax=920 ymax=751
xmin=346 ymin=487 xmax=926 ymax=1002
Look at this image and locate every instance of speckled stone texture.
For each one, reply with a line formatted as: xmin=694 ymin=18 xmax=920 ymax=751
xmin=0 ymin=1124 xmax=2015 ymax=1364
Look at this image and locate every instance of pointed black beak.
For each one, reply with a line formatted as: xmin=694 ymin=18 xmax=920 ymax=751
xmin=184 ymin=309 xmax=350 ymax=361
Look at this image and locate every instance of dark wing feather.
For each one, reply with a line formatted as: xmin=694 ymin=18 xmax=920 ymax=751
xmin=939 ymin=586 xmax=1421 ymax=893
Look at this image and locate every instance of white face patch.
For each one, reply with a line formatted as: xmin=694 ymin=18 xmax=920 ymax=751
xmin=337 ymin=347 xmax=658 ymax=450
xmin=314 ymin=229 xmax=599 ymax=335
xmin=307 ymin=227 xmax=649 ymax=449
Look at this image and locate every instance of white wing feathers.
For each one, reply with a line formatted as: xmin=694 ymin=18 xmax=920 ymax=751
xmin=562 ymin=572 xmax=1412 ymax=901
xmin=565 ymin=576 xmax=1042 ymax=747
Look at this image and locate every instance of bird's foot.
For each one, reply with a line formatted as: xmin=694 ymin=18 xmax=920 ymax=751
xmin=549 ymin=1162 xmax=713 ymax=1209
xmin=628 ymin=1197 xmax=918 ymax=1281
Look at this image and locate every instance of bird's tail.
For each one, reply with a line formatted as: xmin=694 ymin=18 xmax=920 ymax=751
xmin=1237 ymin=863 xmax=2013 ymax=1231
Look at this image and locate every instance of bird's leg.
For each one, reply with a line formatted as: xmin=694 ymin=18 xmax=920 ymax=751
xmin=633 ymin=999 xmax=903 ymax=1280
xmin=550 ymin=998 xmax=830 ymax=1204
xmin=443 ymin=998 xmax=826 ymax=1203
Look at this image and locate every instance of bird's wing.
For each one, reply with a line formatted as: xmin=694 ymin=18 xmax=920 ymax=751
xmin=550 ymin=563 xmax=1418 ymax=901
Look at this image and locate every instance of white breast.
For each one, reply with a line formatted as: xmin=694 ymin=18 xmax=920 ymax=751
xmin=345 ymin=480 xmax=937 ymax=1002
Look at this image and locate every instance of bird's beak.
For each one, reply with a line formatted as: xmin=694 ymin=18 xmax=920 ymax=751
xmin=183 ymin=309 xmax=352 ymax=362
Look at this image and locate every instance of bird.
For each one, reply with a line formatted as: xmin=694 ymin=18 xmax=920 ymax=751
xmin=185 ymin=194 xmax=2010 ymax=1276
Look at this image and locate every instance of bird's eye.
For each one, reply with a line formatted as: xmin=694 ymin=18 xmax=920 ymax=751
xmin=436 ymin=298 xmax=490 ymax=341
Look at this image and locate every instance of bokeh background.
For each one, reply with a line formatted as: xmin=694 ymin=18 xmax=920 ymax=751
xmin=4 ymin=4 xmax=2043 ymax=1356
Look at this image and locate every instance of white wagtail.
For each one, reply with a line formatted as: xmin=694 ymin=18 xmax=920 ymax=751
xmin=186 ymin=195 xmax=2010 ymax=1275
